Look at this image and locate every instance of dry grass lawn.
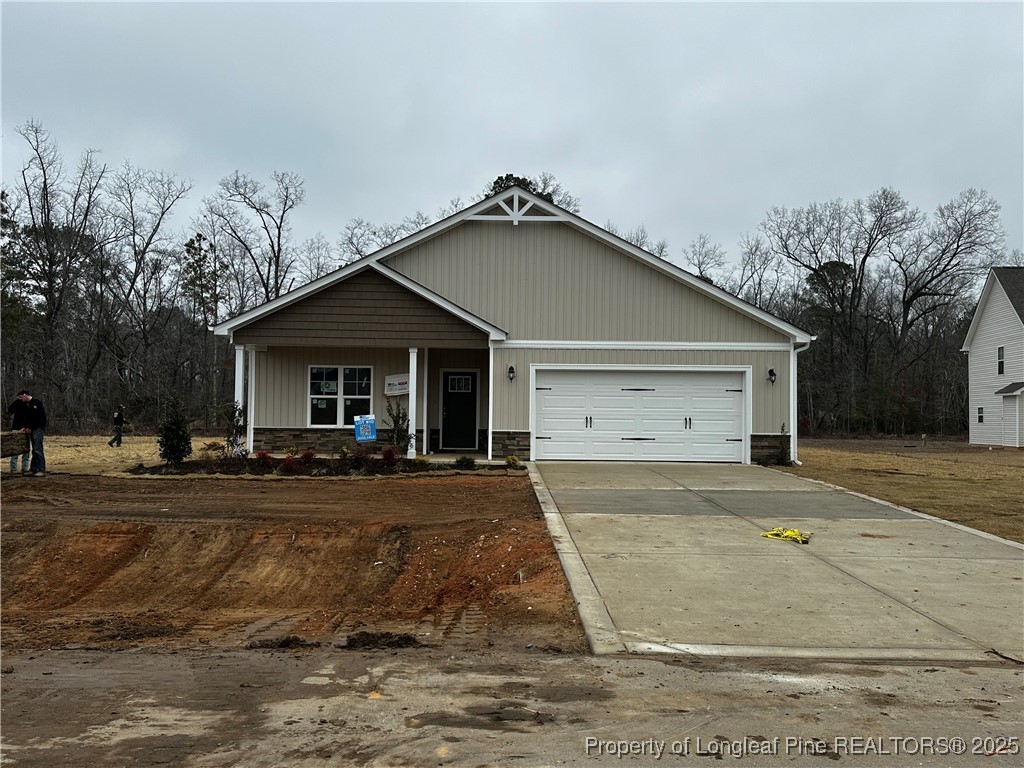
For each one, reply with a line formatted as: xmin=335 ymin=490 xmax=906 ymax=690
xmin=13 ymin=435 xmax=1022 ymax=544
xmin=783 ymin=438 xmax=1023 ymax=543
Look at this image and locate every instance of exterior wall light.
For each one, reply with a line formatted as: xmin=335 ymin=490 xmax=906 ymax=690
xmin=768 ymin=368 xmax=777 ymax=385
xmin=507 ymin=365 xmax=516 ymax=381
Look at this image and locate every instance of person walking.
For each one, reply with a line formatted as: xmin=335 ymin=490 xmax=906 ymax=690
xmin=7 ymin=396 xmax=30 ymax=474
xmin=17 ymin=389 xmax=47 ymax=477
xmin=108 ymin=404 xmax=125 ymax=448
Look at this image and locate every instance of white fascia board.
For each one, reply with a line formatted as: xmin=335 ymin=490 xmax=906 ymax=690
xmin=212 ymin=192 xmax=522 ymax=338
xmin=961 ymin=272 xmax=996 ymax=352
xmin=495 ymin=340 xmax=793 ymax=351
xmin=212 ymin=261 xmax=376 ymax=336
xmin=369 ymin=262 xmax=507 ymax=340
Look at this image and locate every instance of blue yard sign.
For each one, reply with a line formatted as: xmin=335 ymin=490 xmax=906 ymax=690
xmin=354 ymin=414 xmax=377 ymax=443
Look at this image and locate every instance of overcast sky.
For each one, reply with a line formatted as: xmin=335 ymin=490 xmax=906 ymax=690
xmin=3 ymin=1 xmax=1022 ymax=269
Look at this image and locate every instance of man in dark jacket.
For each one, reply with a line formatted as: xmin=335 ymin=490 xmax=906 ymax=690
xmin=7 ymin=397 xmax=30 ymax=474
xmin=108 ymin=404 xmax=125 ymax=448
xmin=17 ymin=389 xmax=46 ymax=476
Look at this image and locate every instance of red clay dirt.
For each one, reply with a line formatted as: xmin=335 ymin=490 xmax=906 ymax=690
xmin=1 ymin=473 xmax=586 ymax=653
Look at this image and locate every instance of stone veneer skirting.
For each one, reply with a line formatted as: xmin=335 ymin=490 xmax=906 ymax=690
xmin=750 ymin=433 xmax=792 ymax=465
xmin=253 ymin=428 xmax=787 ymax=464
xmin=252 ymin=427 xmax=421 ymax=455
xmin=491 ymin=431 xmax=531 ymax=460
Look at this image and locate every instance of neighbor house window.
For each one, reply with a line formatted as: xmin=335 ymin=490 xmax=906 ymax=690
xmin=977 ymin=407 xmax=984 ymax=424
xmin=998 ymin=346 xmax=1004 ymax=375
xmin=309 ymin=366 xmax=372 ymax=426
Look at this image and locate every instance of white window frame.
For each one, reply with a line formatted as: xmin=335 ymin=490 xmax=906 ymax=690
xmin=308 ymin=365 xmax=373 ymax=428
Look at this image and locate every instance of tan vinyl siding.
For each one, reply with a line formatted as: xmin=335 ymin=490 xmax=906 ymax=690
xmin=233 ymin=269 xmax=487 ymax=348
xmin=384 ymin=222 xmax=789 ymax=343
xmin=491 ymin=347 xmax=792 ymax=434
xmin=255 ymin=346 xmax=421 ymax=428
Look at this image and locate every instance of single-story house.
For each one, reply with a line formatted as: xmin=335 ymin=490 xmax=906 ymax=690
xmin=213 ymin=186 xmax=814 ymax=463
xmin=961 ymin=266 xmax=1024 ymax=448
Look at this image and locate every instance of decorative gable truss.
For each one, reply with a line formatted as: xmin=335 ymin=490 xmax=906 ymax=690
xmin=466 ymin=191 xmax=568 ymax=225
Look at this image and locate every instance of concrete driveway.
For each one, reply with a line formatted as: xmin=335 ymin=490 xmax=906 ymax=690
xmin=531 ymin=462 xmax=1024 ymax=662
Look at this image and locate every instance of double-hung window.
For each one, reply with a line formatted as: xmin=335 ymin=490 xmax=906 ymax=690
xmin=310 ymin=366 xmax=372 ymax=426
xmin=997 ymin=346 xmax=1004 ymax=375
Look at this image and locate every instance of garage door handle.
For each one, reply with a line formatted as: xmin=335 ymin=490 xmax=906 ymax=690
xmin=621 ymin=437 xmax=656 ymax=441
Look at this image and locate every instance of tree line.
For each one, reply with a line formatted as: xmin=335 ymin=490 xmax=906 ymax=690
xmin=2 ymin=121 xmax=1018 ymax=436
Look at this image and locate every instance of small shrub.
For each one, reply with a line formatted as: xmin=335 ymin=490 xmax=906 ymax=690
xmin=412 ymin=456 xmax=431 ymax=470
xmin=278 ymin=455 xmax=299 ymax=474
xmin=454 ymin=455 xmax=476 ymax=470
xmin=200 ymin=441 xmax=227 ymax=459
xmin=384 ymin=397 xmax=411 ymax=452
xmin=157 ymin=394 xmax=192 ymax=464
xmin=381 ymin=446 xmax=398 ymax=467
xmin=224 ymin=402 xmax=246 ymax=457
xmin=300 ymin=448 xmax=317 ymax=465
xmin=349 ymin=447 xmax=369 ymax=470
xmin=505 ymin=455 xmax=521 ymax=468
xmin=255 ymin=450 xmax=273 ymax=469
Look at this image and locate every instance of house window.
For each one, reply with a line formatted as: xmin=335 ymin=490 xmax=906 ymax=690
xmin=997 ymin=346 xmax=1004 ymax=375
xmin=309 ymin=366 xmax=372 ymax=426
xmin=977 ymin=407 xmax=984 ymax=424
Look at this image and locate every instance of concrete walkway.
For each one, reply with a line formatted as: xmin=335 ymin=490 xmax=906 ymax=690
xmin=530 ymin=462 xmax=1024 ymax=662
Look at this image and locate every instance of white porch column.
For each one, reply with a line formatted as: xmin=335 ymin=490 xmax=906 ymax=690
xmin=487 ymin=343 xmax=494 ymax=461
xmin=421 ymin=348 xmax=429 ymax=454
xmin=407 ymin=347 xmax=418 ymax=458
xmin=234 ymin=345 xmax=246 ymax=409
xmin=246 ymin=346 xmax=256 ymax=454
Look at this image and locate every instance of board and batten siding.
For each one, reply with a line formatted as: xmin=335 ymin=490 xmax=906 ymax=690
xmin=383 ymin=222 xmax=789 ymax=344
xmin=233 ymin=268 xmax=487 ymax=349
xmin=491 ymin=347 xmax=792 ymax=434
xmin=254 ymin=346 xmax=427 ymax=428
xmin=967 ymin=279 xmax=1024 ymax=446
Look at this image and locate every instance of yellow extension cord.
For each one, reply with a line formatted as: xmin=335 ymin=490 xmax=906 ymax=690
xmin=760 ymin=527 xmax=812 ymax=544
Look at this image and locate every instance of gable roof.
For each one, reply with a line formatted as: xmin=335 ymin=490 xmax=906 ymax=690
xmin=215 ymin=260 xmax=507 ymax=343
xmin=961 ymin=267 xmax=1024 ymax=352
xmin=214 ymin=186 xmax=813 ymax=344
xmin=992 ymin=267 xmax=1024 ymax=322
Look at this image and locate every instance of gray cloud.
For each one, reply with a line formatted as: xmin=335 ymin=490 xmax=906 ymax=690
xmin=3 ymin=2 xmax=1021 ymax=266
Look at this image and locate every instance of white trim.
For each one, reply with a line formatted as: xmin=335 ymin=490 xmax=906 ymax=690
xmin=406 ymin=348 xmax=418 ymax=459
xmin=421 ymin=348 xmax=429 ymax=454
xmin=246 ymin=347 xmax=256 ymax=452
xmin=370 ymin=262 xmax=507 ymax=341
xmin=529 ymin=364 xmax=753 ymax=464
xmin=496 ymin=340 xmax=793 ymax=351
xmin=233 ymin=346 xmax=245 ymax=408
xmin=439 ymin=368 xmax=481 ymax=451
xmin=487 ymin=344 xmax=494 ymax=461
xmin=213 ymin=261 xmax=508 ymax=342
xmin=213 ymin=186 xmax=811 ymax=344
xmin=791 ymin=340 xmax=811 ymax=462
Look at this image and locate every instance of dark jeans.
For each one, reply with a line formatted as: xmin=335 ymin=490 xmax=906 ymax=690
xmin=29 ymin=428 xmax=45 ymax=473
xmin=109 ymin=425 xmax=123 ymax=447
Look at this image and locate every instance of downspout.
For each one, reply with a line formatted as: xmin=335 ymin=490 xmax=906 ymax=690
xmin=791 ymin=339 xmax=814 ymax=465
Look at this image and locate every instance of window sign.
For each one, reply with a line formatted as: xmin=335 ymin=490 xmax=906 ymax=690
xmin=385 ymin=373 xmax=410 ymax=396
xmin=354 ymin=414 xmax=377 ymax=443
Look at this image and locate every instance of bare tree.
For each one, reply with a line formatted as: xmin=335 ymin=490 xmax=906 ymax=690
xmin=683 ymin=233 xmax=727 ymax=282
xmin=296 ymin=233 xmax=336 ymax=283
xmin=210 ymin=171 xmax=305 ymax=303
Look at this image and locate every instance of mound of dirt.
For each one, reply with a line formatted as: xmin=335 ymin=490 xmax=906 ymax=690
xmin=1 ymin=474 xmax=586 ymax=653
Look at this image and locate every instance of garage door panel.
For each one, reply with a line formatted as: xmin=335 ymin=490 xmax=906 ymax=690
xmin=534 ymin=369 xmax=747 ymax=462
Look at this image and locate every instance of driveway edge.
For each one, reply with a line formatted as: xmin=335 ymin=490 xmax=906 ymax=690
xmin=526 ymin=462 xmax=626 ymax=655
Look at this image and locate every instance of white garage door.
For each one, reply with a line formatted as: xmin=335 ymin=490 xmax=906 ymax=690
xmin=533 ymin=369 xmax=746 ymax=462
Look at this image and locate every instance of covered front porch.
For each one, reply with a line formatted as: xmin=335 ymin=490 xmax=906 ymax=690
xmin=235 ymin=344 xmax=509 ymax=459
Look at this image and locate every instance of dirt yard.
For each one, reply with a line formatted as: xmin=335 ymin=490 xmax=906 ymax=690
xmin=1 ymin=437 xmax=586 ymax=653
xmin=785 ymin=438 xmax=1023 ymax=542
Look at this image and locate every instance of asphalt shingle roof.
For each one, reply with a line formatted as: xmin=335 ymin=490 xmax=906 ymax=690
xmin=993 ymin=267 xmax=1024 ymax=322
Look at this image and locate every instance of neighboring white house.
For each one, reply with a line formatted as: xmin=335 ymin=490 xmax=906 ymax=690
xmin=961 ymin=267 xmax=1024 ymax=448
